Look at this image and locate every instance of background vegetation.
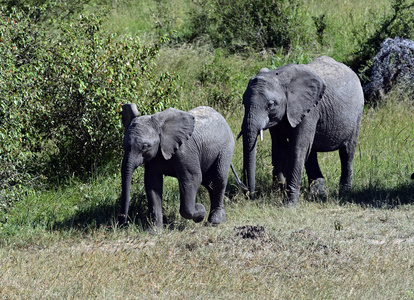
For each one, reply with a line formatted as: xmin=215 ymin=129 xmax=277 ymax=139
xmin=0 ymin=0 xmax=413 ymax=298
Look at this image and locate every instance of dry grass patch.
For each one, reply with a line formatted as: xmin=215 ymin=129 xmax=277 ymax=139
xmin=1 ymin=201 xmax=414 ymax=299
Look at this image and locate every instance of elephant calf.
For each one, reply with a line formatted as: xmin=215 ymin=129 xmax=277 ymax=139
xmin=119 ymin=104 xmax=236 ymax=228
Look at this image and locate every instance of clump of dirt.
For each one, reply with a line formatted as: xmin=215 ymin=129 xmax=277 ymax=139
xmin=291 ymin=228 xmax=331 ymax=253
xmin=234 ymin=225 xmax=268 ymax=240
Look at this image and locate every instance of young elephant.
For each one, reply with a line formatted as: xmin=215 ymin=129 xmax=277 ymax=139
xmin=119 ymin=104 xmax=236 ymax=228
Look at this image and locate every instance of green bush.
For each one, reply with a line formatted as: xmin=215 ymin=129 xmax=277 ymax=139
xmin=0 ymin=5 xmax=47 ymax=209
xmin=0 ymin=4 xmax=180 ymax=207
xmin=198 ymin=51 xmax=241 ymax=111
xmin=183 ymin=0 xmax=308 ymax=53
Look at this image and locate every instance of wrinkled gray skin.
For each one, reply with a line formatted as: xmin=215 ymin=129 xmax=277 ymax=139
xmin=119 ymin=105 xmax=234 ymax=227
xmin=241 ymin=56 xmax=364 ymax=204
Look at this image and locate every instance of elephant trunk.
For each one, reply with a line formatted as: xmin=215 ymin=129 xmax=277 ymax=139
xmin=119 ymin=154 xmax=137 ymax=225
xmin=242 ymin=122 xmax=259 ymax=199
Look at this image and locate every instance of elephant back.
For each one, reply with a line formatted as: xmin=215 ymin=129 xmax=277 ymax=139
xmin=307 ymin=57 xmax=363 ymax=99
xmin=189 ymin=106 xmax=230 ymax=130
xmin=188 ymin=106 xmax=234 ymax=150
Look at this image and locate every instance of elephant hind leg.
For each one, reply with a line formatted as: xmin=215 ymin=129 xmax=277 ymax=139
xmin=203 ymin=152 xmax=231 ymax=225
xmin=305 ymin=151 xmax=327 ymax=197
xmin=339 ymin=121 xmax=361 ymax=192
xmin=338 ymin=143 xmax=356 ymax=192
xmin=205 ymin=183 xmax=227 ymax=224
xmin=270 ymin=129 xmax=288 ymax=192
xmin=202 ymin=168 xmax=228 ymax=224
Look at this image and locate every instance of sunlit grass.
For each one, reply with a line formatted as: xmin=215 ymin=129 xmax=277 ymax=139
xmin=1 ymin=200 xmax=413 ymax=298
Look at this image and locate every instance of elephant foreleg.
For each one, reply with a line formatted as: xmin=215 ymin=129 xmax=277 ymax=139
xmin=205 ymin=179 xmax=227 ymax=225
xmin=286 ymin=162 xmax=304 ymax=205
xmin=144 ymin=168 xmax=164 ymax=228
xmin=178 ymin=173 xmax=206 ymax=223
xmin=286 ymin=140 xmax=313 ymax=205
xmin=270 ymin=128 xmax=288 ymax=191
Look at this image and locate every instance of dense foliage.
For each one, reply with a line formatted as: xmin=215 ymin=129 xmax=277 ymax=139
xmin=182 ymin=0 xmax=308 ymax=53
xmin=0 ymin=4 xmax=180 ymax=207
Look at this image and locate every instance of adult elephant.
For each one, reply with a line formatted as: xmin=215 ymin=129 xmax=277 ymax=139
xmin=119 ymin=104 xmax=242 ymax=228
xmin=240 ymin=56 xmax=364 ymax=204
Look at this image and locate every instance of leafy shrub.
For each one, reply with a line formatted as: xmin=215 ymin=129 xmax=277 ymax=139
xmin=312 ymin=14 xmax=327 ymax=46
xmin=0 ymin=5 xmax=48 ymax=209
xmin=197 ymin=51 xmax=241 ymax=111
xmin=38 ymin=14 xmax=180 ymax=178
xmin=183 ymin=0 xmax=308 ymax=53
xmin=0 ymin=4 xmax=180 ymax=207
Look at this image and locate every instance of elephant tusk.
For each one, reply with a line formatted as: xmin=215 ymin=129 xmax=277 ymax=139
xmin=260 ymin=129 xmax=263 ymax=141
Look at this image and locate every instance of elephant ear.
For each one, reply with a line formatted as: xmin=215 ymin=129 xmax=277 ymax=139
xmin=122 ymin=103 xmax=140 ymax=129
xmin=152 ymin=108 xmax=195 ymax=160
xmin=285 ymin=65 xmax=326 ymax=128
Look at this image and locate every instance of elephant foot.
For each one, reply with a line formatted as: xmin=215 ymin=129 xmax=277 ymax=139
xmin=284 ymin=199 xmax=299 ymax=207
xmin=192 ymin=203 xmax=206 ymax=223
xmin=283 ymin=190 xmax=300 ymax=207
xmin=118 ymin=214 xmax=128 ymax=226
xmin=146 ymin=226 xmax=162 ymax=235
xmin=208 ymin=207 xmax=226 ymax=225
xmin=244 ymin=190 xmax=256 ymax=200
xmin=309 ymin=178 xmax=327 ymax=199
xmin=180 ymin=203 xmax=206 ymax=223
xmin=339 ymin=183 xmax=352 ymax=198
xmin=272 ymin=176 xmax=286 ymax=193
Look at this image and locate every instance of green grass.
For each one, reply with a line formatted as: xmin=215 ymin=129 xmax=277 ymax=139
xmin=1 ymin=92 xmax=413 ymax=299
xmin=1 ymin=0 xmax=414 ymax=298
xmin=300 ymin=0 xmax=392 ymax=60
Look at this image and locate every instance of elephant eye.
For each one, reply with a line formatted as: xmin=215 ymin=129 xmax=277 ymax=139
xmin=141 ymin=143 xmax=150 ymax=152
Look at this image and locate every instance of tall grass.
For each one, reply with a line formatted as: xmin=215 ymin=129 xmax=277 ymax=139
xmin=300 ymin=0 xmax=392 ymax=60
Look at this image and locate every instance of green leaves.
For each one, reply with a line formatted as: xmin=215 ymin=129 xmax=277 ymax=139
xmin=0 ymin=4 xmax=180 ymax=207
xmin=184 ymin=0 xmax=307 ymax=53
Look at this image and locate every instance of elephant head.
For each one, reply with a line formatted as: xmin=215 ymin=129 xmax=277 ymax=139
xmin=241 ymin=64 xmax=326 ymax=197
xmin=119 ymin=105 xmax=195 ymax=225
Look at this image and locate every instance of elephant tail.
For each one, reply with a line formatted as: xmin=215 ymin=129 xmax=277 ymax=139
xmin=231 ymin=164 xmax=248 ymax=191
xmin=236 ymin=131 xmax=242 ymax=141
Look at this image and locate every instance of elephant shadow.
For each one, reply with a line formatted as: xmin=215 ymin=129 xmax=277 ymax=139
xmin=53 ymin=188 xmax=209 ymax=232
xmin=52 ymin=192 xmax=149 ymax=231
xmin=52 ymin=176 xmax=413 ymax=231
xmin=338 ymin=181 xmax=414 ymax=208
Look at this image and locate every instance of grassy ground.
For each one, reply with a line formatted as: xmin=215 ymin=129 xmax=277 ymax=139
xmin=1 ymin=203 xmax=414 ymax=299
xmin=1 ymin=94 xmax=413 ymax=299
xmin=1 ymin=0 xmax=414 ymax=298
